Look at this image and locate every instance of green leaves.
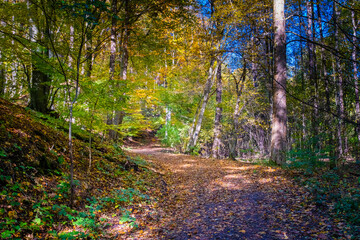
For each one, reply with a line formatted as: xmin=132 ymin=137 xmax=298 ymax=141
xmin=119 ymin=210 xmax=136 ymax=225
xmin=1 ymin=230 xmax=15 ymax=239
xmin=59 ymin=0 xmax=110 ymax=25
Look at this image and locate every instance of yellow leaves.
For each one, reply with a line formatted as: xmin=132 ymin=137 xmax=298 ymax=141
xmin=8 ymin=210 xmax=17 ymax=218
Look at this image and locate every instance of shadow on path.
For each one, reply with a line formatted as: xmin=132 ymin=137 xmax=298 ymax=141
xmin=128 ymin=145 xmax=346 ymax=240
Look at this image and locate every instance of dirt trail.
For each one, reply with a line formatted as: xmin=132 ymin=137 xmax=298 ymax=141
xmin=128 ymin=144 xmax=347 ymax=240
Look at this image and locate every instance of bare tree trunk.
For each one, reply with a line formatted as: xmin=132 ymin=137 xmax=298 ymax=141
xmin=28 ymin=4 xmax=51 ymax=114
xmin=29 ymin=57 xmax=51 ymax=113
xmin=230 ymin=94 xmax=242 ymax=160
xmin=296 ymin=2 xmax=306 ymax=148
xmin=165 ymin=106 xmax=171 ymax=139
xmin=352 ymin=6 xmax=360 ymax=163
xmin=251 ymin=36 xmax=258 ymax=88
xmin=306 ymin=0 xmax=318 ymax=149
xmin=112 ymin=0 xmax=129 ymax=141
xmin=108 ymin=0 xmax=117 ymax=140
xmin=187 ymin=58 xmax=216 ymax=151
xmin=0 ymin=49 xmax=5 ymax=97
xmin=68 ymin=24 xmax=86 ymax=207
xmin=317 ymin=0 xmax=334 ymax=157
xmin=265 ymin=30 xmax=273 ymax=155
xmin=229 ymin=63 xmax=247 ymax=159
xmin=316 ymin=0 xmax=330 ymax=111
xmin=271 ymin=0 xmax=287 ymax=165
xmin=300 ymin=34 xmax=306 ymax=148
xmin=212 ymin=62 xmax=222 ymax=159
xmin=332 ymin=58 xmax=343 ymax=162
xmin=188 ymin=98 xmax=202 ymax=148
xmin=334 ymin=2 xmax=345 ymax=161
xmin=0 ymin=18 xmax=5 ymax=97
xmin=85 ymin=29 xmax=93 ymax=78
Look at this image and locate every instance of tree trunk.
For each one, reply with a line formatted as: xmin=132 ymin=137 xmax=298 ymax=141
xmin=112 ymin=37 xmax=128 ymax=138
xmin=112 ymin=0 xmax=129 ymax=141
xmin=188 ymin=98 xmax=202 ymax=148
xmin=28 ymin=11 xmax=51 ymax=114
xmin=352 ymin=6 xmax=360 ymax=163
xmin=68 ymin=22 xmax=86 ymax=206
xmin=316 ymin=0 xmax=330 ymax=111
xmin=0 ymin=18 xmax=5 ymax=97
xmin=317 ymin=0 xmax=334 ymax=157
xmin=271 ymin=0 xmax=287 ymax=165
xmin=108 ymin=0 xmax=118 ymax=140
xmin=299 ymin=8 xmax=306 ymax=148
xmin=187 ymin=58 xmax=216 ymax=151
xmin=29 ymin=60 xmax=51 ymax=113
xmin=306 ymin=0 xmax=318 ymax=149
xmin=251 ymin=36 xmax=258 ymax=88
xmin=229 ymin=63 xmax=247 ymax=159
xmin=212 ymin=62 xmax=223 ymax=159
xmin=165 ymin=106 xmax=171 ymax=139
xmin=334 ymin=2 xmax=345 ymax=161
xmin=85 ymin=29 xmax=93 ymax=78
xmin=0 ymin=51 xmax=5 ymax=97
xmin=229 ymin=95 xmax=241 ymax=160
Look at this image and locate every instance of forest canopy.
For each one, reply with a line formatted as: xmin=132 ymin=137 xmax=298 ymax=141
xmin=1 ymin=0 xmax=360 ymax=239
xmin=0 ymin=0 xmax=359 ymax=165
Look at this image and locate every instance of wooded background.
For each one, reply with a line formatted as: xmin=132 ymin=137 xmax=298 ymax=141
xmin=0 ymin=0 xmax=359 ymax=167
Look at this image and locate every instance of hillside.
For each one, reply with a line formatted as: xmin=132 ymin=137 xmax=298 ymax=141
xmin=0 ymin=98 xmax=161 ymax=239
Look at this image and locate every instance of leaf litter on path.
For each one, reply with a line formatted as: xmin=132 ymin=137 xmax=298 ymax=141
xmin=127 ymin=145 xmax=350 ymax=240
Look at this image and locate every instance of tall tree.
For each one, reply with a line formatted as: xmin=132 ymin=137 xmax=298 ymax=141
xmin=306 ymin=0 xmax=318 ymax=148
xmin=187 ymin=57 xmax=216 ymax=150
xmin=212 ymin=61 xmax=222 ymax=159
xmin=271 ymin=0 xmax=287 ymax=165
xmin=108 ymin=0 xmax=118 ymax=140
xmin=334 ymin=1 xmax=345 ymax=160
xmin=27 ymin=1 xmax=51 ymax=113
xmin=351 ymin=3 xmax=360 ymax=163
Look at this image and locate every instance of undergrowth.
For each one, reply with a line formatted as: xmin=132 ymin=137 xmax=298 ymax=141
xmin=287 ymin=141 xmax=360 ymax=238
xmin=0 ymin=147 xmax=153 ymax=239
xmin=0 ymin=99 xmax=157 ymax=239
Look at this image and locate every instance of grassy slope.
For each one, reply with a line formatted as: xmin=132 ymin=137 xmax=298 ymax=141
xmin=0 ymin=98 xmax=160 ymax=239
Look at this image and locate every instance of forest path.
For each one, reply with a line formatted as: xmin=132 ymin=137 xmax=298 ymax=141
xmin=127 ymin=144 xmax=345 ymax=240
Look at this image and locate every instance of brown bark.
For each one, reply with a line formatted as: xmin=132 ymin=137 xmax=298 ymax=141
xmin=0 ymin=51 xmax=5 ymax=97
xmin=0 ymin=18 xmax=5 ymax=97
xmin=271 ymin=0 xmax=287 ymax=165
